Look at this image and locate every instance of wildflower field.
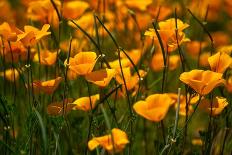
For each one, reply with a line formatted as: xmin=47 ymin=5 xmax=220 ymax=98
xmin=1 ymin=0 xmax=232 ymax=154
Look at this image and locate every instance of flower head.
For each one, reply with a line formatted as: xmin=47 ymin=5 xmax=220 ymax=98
xmin=85 ymin=69 xmax=116 ymax=87
xmin=65 ymin=51 xmax=98 ymax=78
xmin=88 ymin=128 xmax=129 ymax=153
xmin=180 ymin=70 xmax=225 ymax=96
xmin=133 ymin=94 xmax=173 ymax=122
xmin=17 ymin=24 xmax=51 ymax=47
xmin=208 ymin=52 xmax=232 ymax=73
xmin=30 ymin=77 xmax=62 ymax=95
xmin=72 ymin=94 xmax=100 ymax=111
xmin=199 ymin=97 xmax=229 ymax=116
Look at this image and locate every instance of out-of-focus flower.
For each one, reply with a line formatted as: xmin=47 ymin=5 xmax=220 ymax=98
xmin=226 ymin=75 xmax=232 ymax=93
xmin=199 ymin=52 xmax=210 ymax=67
xmin=188 ymin=0 xmax=222 ymax=22
xmin=64 ymin=51 xmax=98 ymax=78
xmin=0 ymin=0 xmax=14 ymax=22
xmin=17 ymin=24 xmax=51 ymax=47
xmin=0 ymin=41 xmax=34 ymax=63
xmin=60 ymin=39 xmax=87 ymax=57
xmin=62 ymin=1 xmax=89 ymax=19
xmin=116 ymin=67 xmax=146 ymax=91
xmin=47 ymin=98 xmax=75 ymax=116
xmin=33 ymin=50 xmax=57 ymax=66
xmin=167 ymin=93 xmax=200 ymax=116
xmin=150 ymin=52 xmax=180 ymax=71
xmin=147 ymin=5 xmax=172 ymax=21
xmin=108 ymin=49 xmax=143 ymax=69
xmin=208 ymin=52 xmax=232 ymax=73
xmin=199 ymin=97 xmax=229 ymax=116
xmin=133 ymin=94 xmax=173 ymax=122
xmin=124 ymin=0 xmax=152 ymax=11
xmin=210 ymin=32 xmax=230 ymax=47
xmin=72 ymin=94 xmax=99 ymax=111
xmin=30 ymin=77 xmax=62 ymax=94
xmin=192 ymin=138 xmax=203 ymax=146
xmin=0 ymin=22 xmax=21 ymax=41
xmin=180 ymin=70 xmax=225 ymax=96
xmin=186 ymin=41 xmax=207 ymax=58
xmin=85 ymin=69 xmax=116 ymax=87
xmin=88 ymin=128 xmax=129 ymax=153
xmin=27 ymin=0 xmax=60 ymax=27
xmin=0 ymin=68 xmax=19 ymax=82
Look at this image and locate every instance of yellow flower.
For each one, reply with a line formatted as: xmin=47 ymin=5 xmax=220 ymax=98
xmin=0 ymin=22 xmax=21 ymax=41
xmin=65 ymin=52 xmax=98 ymax=77
xmin=72 ymin=94 xmax=99 ymax=111
xmin=27 ymin=0 xmax=60 ymax=28
xmin=34 ymin=50 xmax=57 ymax=66
xmin=199 ymin=97 xmax=229 ymax=116
xmin=145 ymin=18 xmax=189 ymax=52
xmin=88 ymin=128 xmax=129 ymax=153
xmin=124 ymin=0 xmax=152 ymax=11
xmin=208 ymin=52 xmax=232 ymax=73
xmin=133 ymin=94 xmax=173 ymax=122
xmin=150 ymin=52 xmax=180 ymax=71
xmin=0 ymin=68 xmax=19 ymax=82
xmin=180 ymin=70 xmax=225 ymax=96
xmin=62 ymin=1 xmax=89 ymax=19
xmin=31 ymin=77 xmax=62 ymax=95
xmin=85 ymin=69 xmax=116 ymax=87
xmin=115 ymin=67 xmax=147 ymax=91
xmin=17 ymin=24 xmax=51 ymax=47
xmin=192 ymin=138 xmax=203 ymax=146
xmin=226 ymin=75 xmax=232 ymax=93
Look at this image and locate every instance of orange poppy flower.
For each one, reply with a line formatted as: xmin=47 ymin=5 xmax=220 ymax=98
xmin=192 ymin=138 xmax=203 ymax=146
xmin=210 ymin=31 xmax=230 ymax=47
xmin=120 ymin=49 xmax=143 ymax=66
xmin=47 ymin=98 xmax=75 ymax=116
xmin=180 ymin=70 xmax=225 ymax=96
xmin=199 ymin=52 xmax=210 ymax=67
xmin=0 ymin=68 xmax=19 ymax=82
xmin=226 ymin=75 xmax=232 ymax=93
xmin=0 ymin=0 xmax=14 ymax=22
xmin=186 ymin=41 xmax=207 ymax=58
xmin=85 ymin=69 xmax=116 ymax=87
xmin=167 ymin=93 xmax=200 ymax=116
xmin=0 ymin=22 xmax=21 ymax=41
xmin=145 ymin=18 xmax=189 ymax=52
xmin=62 ymin=1 xmax=89 ymax=19
xmin=17 ymin=24 xmax=51 ymax=47
xmin=150 ymin=52 xmax=180 ymax=71
xmin=199 ymin=97 xmax=229 ymax=116
xmin=30 ymin=77 xmax=63 ymax=94
xmin=115 ymin=67 xmax=147 ymax=91
xmin=65 ymin=51 xmax=98 ymax=77
xmin=216 ymin=45 xmax=232 ymax=54
xmin=0 ymin=41 xmax=33 ymax=63
xmin=72 ymin=94 xmax=99 ymax=111
xmin=147 ymin=5 xmax=172 ymax=21
xmin=133 ymin=94 xmax=173 ymax=122
xmin=88 ymin=128 xmax=129 ymax=153
xmin=208 ymin=52 xmax=232 ymax=73
xmin=33 ymin=50 xmax=57 ymax=66
xmin=124 ymin=0 xmax=152 ymax=11
xmin=60 ymin=39 xmax=87 ymax=57
xmin=27 ymin=0 xmax=60 ymax=28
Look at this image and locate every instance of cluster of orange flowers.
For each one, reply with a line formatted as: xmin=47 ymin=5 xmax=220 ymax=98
xmin=0 ymin=0 xmax=232 ymax=154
